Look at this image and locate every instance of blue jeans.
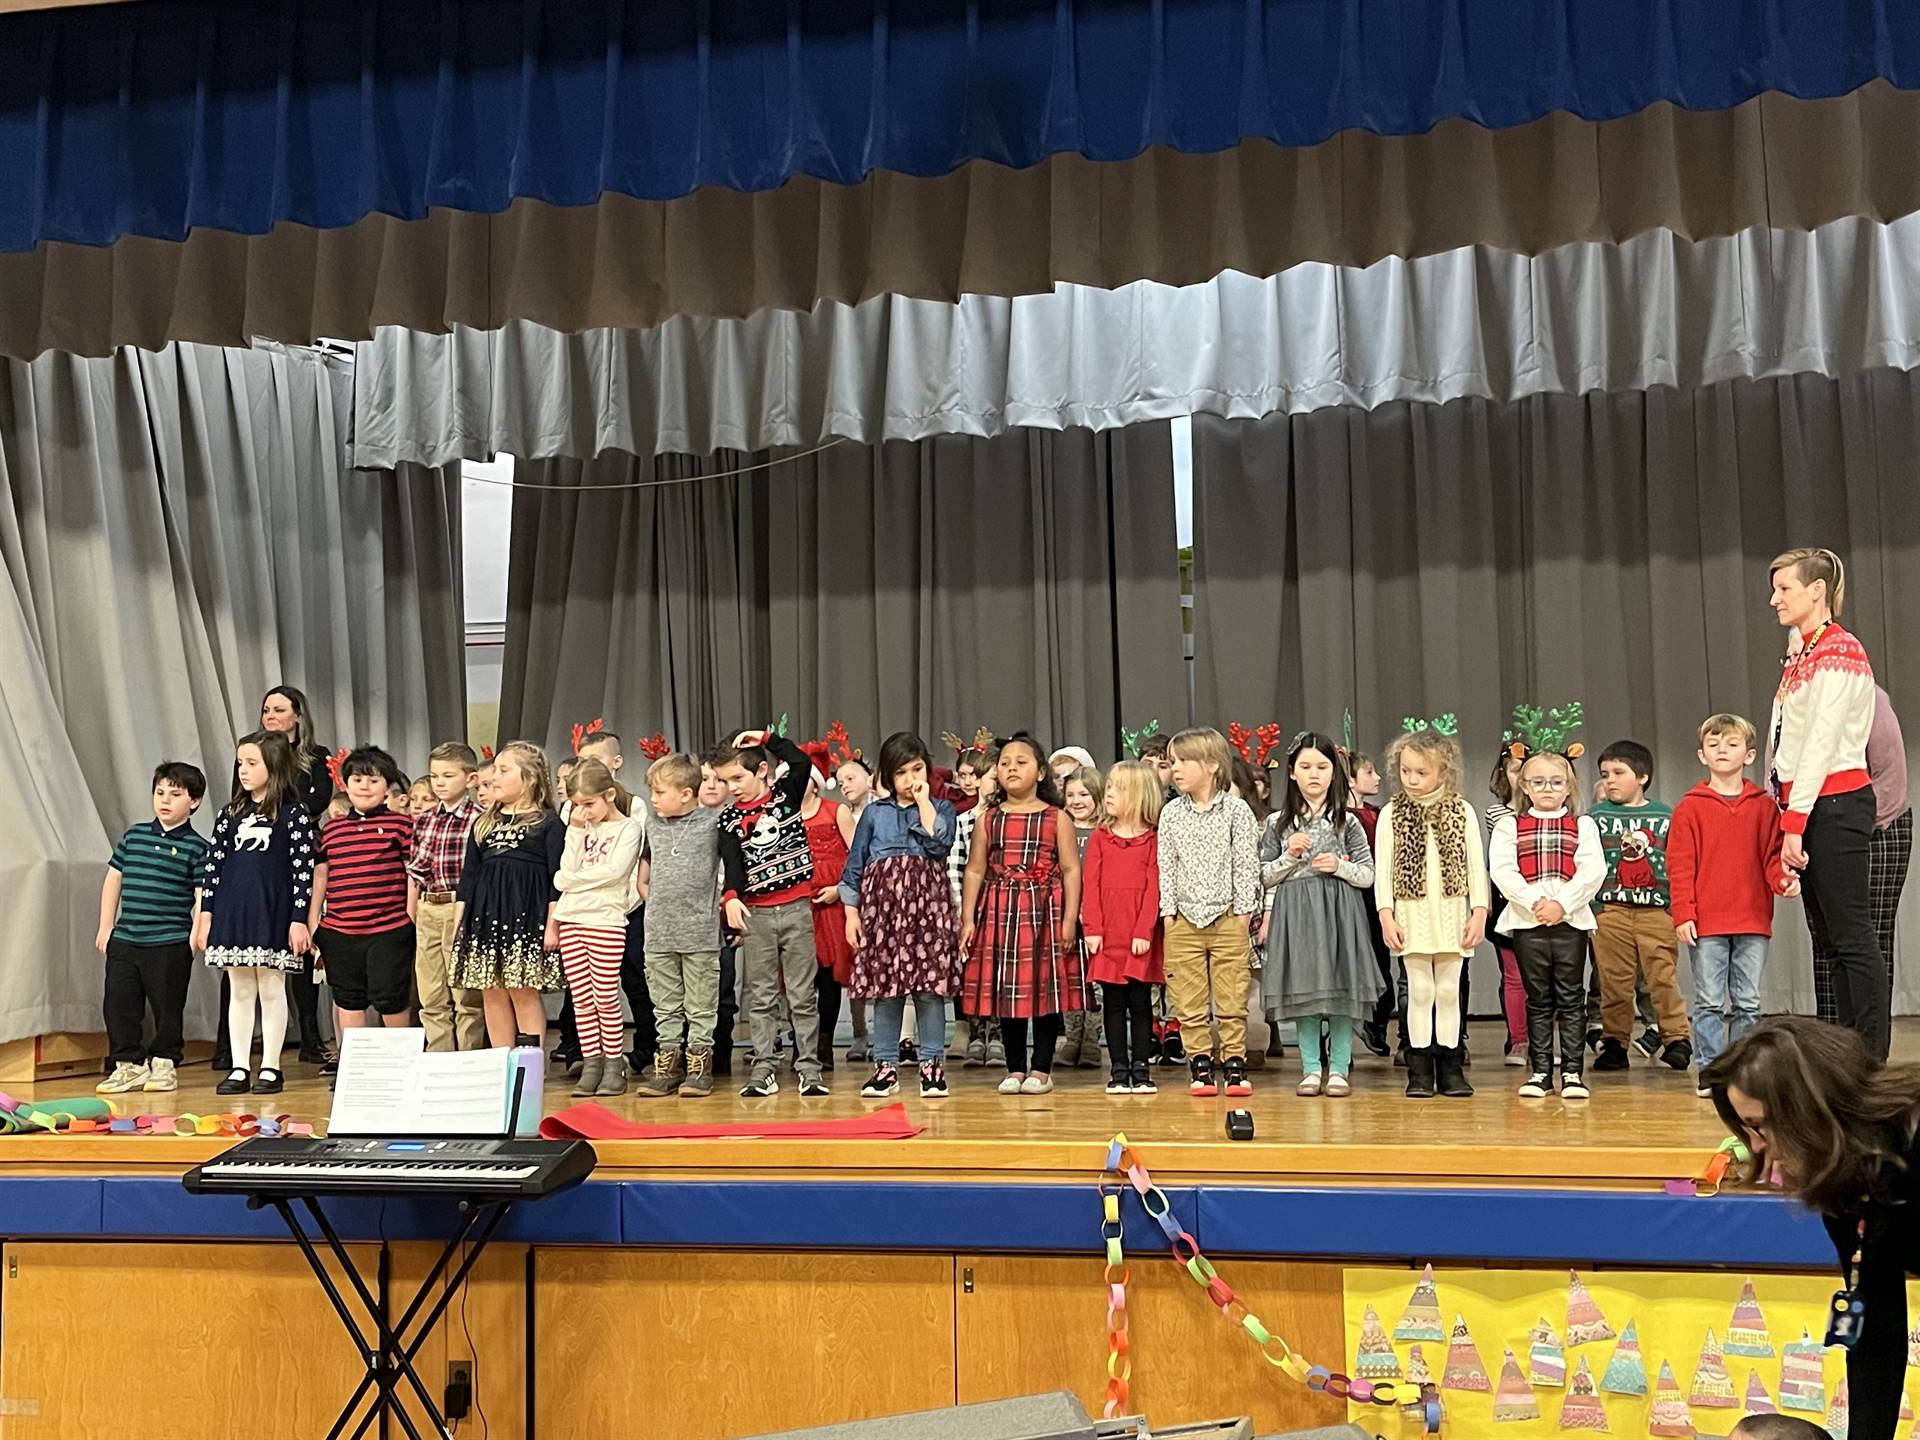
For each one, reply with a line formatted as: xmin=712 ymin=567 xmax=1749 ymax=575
xmin=873 ymin=992 xmax=948 ymax=1066
xmin=1690 ymin=934 xmax=1767 ymax=1072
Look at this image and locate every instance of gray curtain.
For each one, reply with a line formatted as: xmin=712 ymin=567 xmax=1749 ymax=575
xmin=499 ymin=425 xmax=1184 ymax=763
xmin=1190 ymin=370 xmax=1920 ymax=1015
xmin=0 ymin=342 xmax=466 ymax=1045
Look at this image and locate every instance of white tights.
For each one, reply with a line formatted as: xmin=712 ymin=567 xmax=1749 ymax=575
xmin=1405 ymin=954 xmax=1463 ymax=1048
xmin=227 ymin=968 xmax=290 ymax=1073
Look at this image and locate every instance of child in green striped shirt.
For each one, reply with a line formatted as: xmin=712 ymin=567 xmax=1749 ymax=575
xmin=96 ymin=762 xmax=208 ymax=1095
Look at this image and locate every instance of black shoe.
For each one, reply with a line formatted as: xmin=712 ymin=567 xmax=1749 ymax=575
xmin=297 ymin=1040 xmax=326 ymax=1065
xmin=918 ymin=1060 xmax=949 ymax=1098
xmin=815 ymin=1046 xmax=836 ymax=1073
xmin=1188 ymin=1054 xmax=1216 ymax=1096
xmin=739 ymin=1067 xmax=779 ymax=1098
xmin=253 ymin=1067 xmax=284 ymax=1096
xmin=1405 ymin=1046 xmax=1436 ymax=1099
xmin=215 ymin=1068 xmax=251 ymax=1096
xmin=1146 ymin=1032 xmax=1163 ymax=1064
xmin=1661 ymin=1037 xmax=1693 ymax=1071
xmin=1585 ymin=1027 xmax=1602 ymax=1053
xmin=1393 ymin=1040 xmax=1410 ymax=1068
xmin=1633 ymin=1027 xmax=1662 ymax=1059
xmin=1433 ymin=1045 xmax=1474 ymax=1098
xmin=1106 ymin=1067 xmax=1133 ymax=1095
xmin=211 ymin=1051 xmax=232 ymax=1071
xmin=1130 ymin=1064 xmax=1157 ymax=1094
xmin=1593 ymin=1038 xmax=1631 ymax=1071
xmin=1161 ymin=1032 xmax=1187 ymax=1064
xmin=1221 ymin=1056 xmax=1251 ymax=1096
xmin=899 ymin=1039 xmax=918 ymax=1063
xmin=1358 ymin=1020 xmax=1391 ymax=1058
xmin=860 ymin=1063 xmax=900 ymax=1098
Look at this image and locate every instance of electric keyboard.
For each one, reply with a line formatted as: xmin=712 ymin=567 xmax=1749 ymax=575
xmin=183 ymin=1136 xmax=596 ymax=1198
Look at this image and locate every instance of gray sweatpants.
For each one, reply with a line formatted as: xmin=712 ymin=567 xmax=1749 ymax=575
xmin=740 ymin=897 xmax=821 ymax=1075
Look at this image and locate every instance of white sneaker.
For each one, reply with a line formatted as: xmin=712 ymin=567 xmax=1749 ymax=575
xmin=1517 ymin=1073 xmax=1550 ymax=1099
xmin=1019 ymin=1072 xmax=1055 ymax=1095
xmin=143 ymin=1058 xmax=178 ymax=1092
xmin=1696 ymin=1084 xmax=1711 ymax=1099
xmin=97 ymin=1062 xmax=148 ymax=1094
xmin=1561 ymin=1074 xmax=1591 ymax=1100
xmin=997 ymin=1073 xmax=1026 ymax=1095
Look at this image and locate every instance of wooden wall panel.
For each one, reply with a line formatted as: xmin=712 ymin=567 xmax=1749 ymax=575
xmin=533 ymin=1249 xmax=956 ymax=1438
xmin=387 ymin=1240 xmax=529 ymax=1440
xmin=955 ymin=1255 xmax=1348 ymax=1434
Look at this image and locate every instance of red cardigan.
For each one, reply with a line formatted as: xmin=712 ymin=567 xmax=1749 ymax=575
xmin=1668 ymin=781 xmax=1791 ymax=937
xmin=1081 ymin=828 xmax=1165 ymax=985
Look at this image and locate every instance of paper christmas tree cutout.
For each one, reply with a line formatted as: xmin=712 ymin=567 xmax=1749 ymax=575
xmin=1355 ymin=1303 xmax=1402 ymax=1379
xmin=1565 ymin=1270 xmax=1616 ymax=1346
xmin=1444 ymin=1312 xmax=1491 ymax=1392
xmin=1900 ymin=1388 xmax=1913 ymax=1423
xmin=1781 ymin=1328 xmax=1828 ymax=1413
xmin=1600 ymin=1319 xmax=1648 ymax=1397
xmin=1405 ymin=1344 xmax=1434 ymax=1387
xmin=1494 ymin=1349 xmax=1540 ymax=1421
xmin=1395 ymin=1263 xmax=1445 ymax=1342
xmin=1689 ymin=1329 xmax=1738 ymax=1408
xmin=1827 ymin=1376 xmax=1850 ymax=1439
xmin=1530 ymin=1315 xmax=1567 ymax=1388
xmin=1742 ymin=1369 xmax=1778 ymax=1416
xmin=1725 ymin=1279 xmax=1775 ymax=1357
xmin=1559 ymin=1355 xmax=1608 ymax=1432
xmin=1649 ymin=1359 xmax=1697 ymax=1437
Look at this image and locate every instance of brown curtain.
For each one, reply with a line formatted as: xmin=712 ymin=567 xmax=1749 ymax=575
xmin=497 ymin=426 xmax=1184 ymax=764
xmin=6 ymin=83 xmax=1920 ymax=359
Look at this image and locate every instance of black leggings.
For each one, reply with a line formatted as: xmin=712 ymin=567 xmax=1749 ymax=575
xmin=1102 ymin=982 xmax=1155 ymax=1071
xmin=1513 ymin=922 xmax=1587 ymax=1077
xmin=1001 ymin=1014 xmax=1063 ymax=1075
xmin=815 ymin=968 xmax=842 ymax=1063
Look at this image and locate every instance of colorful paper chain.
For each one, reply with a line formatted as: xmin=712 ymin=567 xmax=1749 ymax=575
xmin=1100 ymin=1134 xmax=1443 ymax=1433
xmin=2 ymin=1104 xmax=313 ymax=1138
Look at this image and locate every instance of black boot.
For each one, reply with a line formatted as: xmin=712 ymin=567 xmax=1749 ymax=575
xmin=1405 ymin=1045 xmax=1436 ymax=1099
xmin=1434 ymin=1043 xmax=1474 ymax=1098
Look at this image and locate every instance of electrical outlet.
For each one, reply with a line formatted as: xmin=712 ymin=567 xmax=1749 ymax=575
xmin=445 ymin=1361 xmax=473 ymax=1421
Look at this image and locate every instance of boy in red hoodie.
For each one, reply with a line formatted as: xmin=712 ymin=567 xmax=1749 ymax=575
xmin=1668 ymin=713 xmax=1801 ymax=1096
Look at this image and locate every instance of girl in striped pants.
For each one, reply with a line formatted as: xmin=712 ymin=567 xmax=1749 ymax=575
xmin=554 ymin=760 xmax=645 ymax=1096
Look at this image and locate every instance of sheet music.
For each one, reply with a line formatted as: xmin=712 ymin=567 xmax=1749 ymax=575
xmin=414 ymin=1050 xmax=514 ymax=1135
xmin=327 ymin=1029 xmax=427 ymax=1136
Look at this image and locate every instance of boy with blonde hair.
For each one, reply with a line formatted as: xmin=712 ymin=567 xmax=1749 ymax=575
xmin=407 ymin=741 xmax=486 ymax=1051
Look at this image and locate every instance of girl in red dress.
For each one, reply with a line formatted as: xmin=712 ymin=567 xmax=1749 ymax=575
xmin=959 ymin=733 xmax=1083 ymax=1095
xmin=1083 ymin=760 xmax=1166 ymax=1095
xmin=801 ymin=754 xmax=859 ymax=1071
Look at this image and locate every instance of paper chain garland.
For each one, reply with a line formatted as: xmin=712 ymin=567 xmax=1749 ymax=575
xmin=0 ymin=1097 xmax=313 ymax=1137
xmin=1099 ymin=1135 xmax=1442 ymax=1433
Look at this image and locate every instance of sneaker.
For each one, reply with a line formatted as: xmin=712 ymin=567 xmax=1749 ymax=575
xmin=899 ymin=1039 xmax=918 ymax=1063
xmin=1561 ymin=1073 xmax=1590 ymax=1100
xmin=1129 ymin=1065 xmax=1157 ymax=1094
xmin=1696 ymin=1082 xmax=1712 ymax=1099
xmin=1632 ymin=1027 xmax=1662 ymax=1060
xmin=1503 ymin=1043 xmax=1526 ymax=1067
xmin=997 ymin=1072 xmax=1027 ymax=1095
xmin=679 ymin=1048 xmax=715 ymax=1098
xmin=798 ymin=1069 xmax=830 ymax=1097
xmin=97 ymin=1062 xmax=149 ymax=1094
xmin=1296 ymin=1073 xmax=1324 ymax=1097
xmin=1358 ymin=1020 xmax=1391 ymax=1058
xmin=846 ymin=1037 xmax=871 ymax=1064
xmin=143 ymin=1058 xmax=178 ymax=1092
xmin=1188 ymin=1054 xmax=1217 ymax=1097
xmin=1325 ymin=1073 xmax=1352 ymax=1098
xmin=1585 ymin=1028 xmax=1602 ymax=1053
xmin=986 ymin=1035 xmax=1007 ymax=1067
xmin=963 ymin=1032 xmax=987 ymax=1067
xmin=919 ymin=1060 xmax=949 ymax=1098
xmin=1518 ymin=1072 xmax=1550 ymax=1099
xmin=1222 ymin=1056 xmax=1252 ymax=1097
xmin=1018 ymin=1072 xmax=1054 ymax=1095
xmin=1160 ymin=1031 xmax=1188 ymax=1064
xmin=739 ymin=1067 xmax=779 ymax=1098
xmin=1106 ymin=1068 xmax=1133 ymax=1095
xmin=861 ymin=1063 xmax=900 ymax=1098
xmin=1592 ymin=1038 xmax=1630 ymax=1071
xmin=1661 ymin=1038 xmax=1693 ymax=1072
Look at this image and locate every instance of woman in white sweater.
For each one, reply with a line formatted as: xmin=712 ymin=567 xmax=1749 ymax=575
xmin=1769 ymin=547 xmax=1886 ymax=1056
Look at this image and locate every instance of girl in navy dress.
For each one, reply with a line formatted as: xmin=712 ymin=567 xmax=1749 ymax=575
xmin=450 ymin=741 xmax=566 ymax=1048
xmin=195 ymin=730 xmax=317 ymax=1097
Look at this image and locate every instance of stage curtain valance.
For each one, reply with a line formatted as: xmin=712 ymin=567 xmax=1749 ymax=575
xmin=5 ymin=0 xmax=1914 ymax=259
xmin=353 ymin=213 xmax=1920 ymax=470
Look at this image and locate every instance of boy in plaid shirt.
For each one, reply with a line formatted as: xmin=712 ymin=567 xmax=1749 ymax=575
xmin=407 ymin=742 xmax=486 ymax=1051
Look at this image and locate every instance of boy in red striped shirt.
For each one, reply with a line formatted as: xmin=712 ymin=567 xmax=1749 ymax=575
xmin=314 ymin=746 xmax=416 ymax=1042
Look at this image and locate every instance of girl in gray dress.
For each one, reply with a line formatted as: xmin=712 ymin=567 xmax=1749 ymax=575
xmin=1260 ymin=733 xmax=1384 ymax=1097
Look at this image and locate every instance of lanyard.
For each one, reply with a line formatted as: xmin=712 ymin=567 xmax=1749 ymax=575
xmin=1828 ymin=1215 xmax=1869 ymax=1350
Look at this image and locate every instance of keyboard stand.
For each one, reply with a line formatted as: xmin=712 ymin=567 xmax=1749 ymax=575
xmin=251 ymin=1191 xmax=513 ymax=1440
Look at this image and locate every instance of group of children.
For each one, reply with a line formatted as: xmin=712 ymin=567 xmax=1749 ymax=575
xmin=91 ymin=700 xmax=1800 ymax=1106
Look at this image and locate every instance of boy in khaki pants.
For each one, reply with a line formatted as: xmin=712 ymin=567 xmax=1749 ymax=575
xmin=406 ymin=741 xmax=487 ymax=1051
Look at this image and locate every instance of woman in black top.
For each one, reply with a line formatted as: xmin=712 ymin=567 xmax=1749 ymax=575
xmin=1704 ymin=1018 xmax=1920 ymax=1440
xmin=216 ymin=685 xmax=334 ymax=1068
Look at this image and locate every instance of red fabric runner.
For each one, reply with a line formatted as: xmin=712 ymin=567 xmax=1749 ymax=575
xmin=538 ymin=1100 xmax=923 ymax=1141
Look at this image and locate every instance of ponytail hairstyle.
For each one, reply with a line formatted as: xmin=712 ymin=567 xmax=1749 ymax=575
xmin=1769 ymin=546 xmax=1847 ymax=619
xmin=565 ymin=756 xmax=633 ymax=817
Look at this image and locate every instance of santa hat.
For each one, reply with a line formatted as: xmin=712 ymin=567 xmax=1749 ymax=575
xmin=799 ymin=740 xmax=834 ymax=793
xmin=1049 ymin=745 xmax=1097 ymax=773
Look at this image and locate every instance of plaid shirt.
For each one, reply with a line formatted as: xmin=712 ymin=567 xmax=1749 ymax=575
xmin=1515 ymin=813 xmax=1579 ymax=884
xmin=407 ymin=796 xmax=479 ymax=895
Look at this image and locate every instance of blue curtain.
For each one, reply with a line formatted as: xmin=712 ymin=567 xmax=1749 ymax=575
xmin=2 ymin=0 xmax=1916 ymax=255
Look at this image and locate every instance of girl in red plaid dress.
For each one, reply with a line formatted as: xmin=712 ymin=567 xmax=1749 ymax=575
xmin=960 ymin=734 xmax=1084 ymax=1095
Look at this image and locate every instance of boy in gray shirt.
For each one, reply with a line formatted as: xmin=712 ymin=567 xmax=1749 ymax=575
xmin=635 ymin=754 xmax=741 ymax=1098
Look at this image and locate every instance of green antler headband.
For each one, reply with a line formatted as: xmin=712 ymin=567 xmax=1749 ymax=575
xmin=1120 ymin=719 xmax=1161 ymax=758
xmin=1504 ymin=701 xmax=1586 ymax=760
xmin=1400 ymin=712 xmax=1459 ymax=738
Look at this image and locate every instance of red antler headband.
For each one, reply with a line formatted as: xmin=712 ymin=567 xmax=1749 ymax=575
xmin=823 ymin=720 xmax=861 ymax=765
xmin=1227 ymin=722 xmax=1254 ymax=764
xmin=636 ymin=732 xmax=670 ymax=760
xmin=569 ymin=716 xmax=606 ymax=756
xmin=1254 ymin=723 xmax=1283 ymax=766
xmin=324 ymin=747 xmax=349 ymax=787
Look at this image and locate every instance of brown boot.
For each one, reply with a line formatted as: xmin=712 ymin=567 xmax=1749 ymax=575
xmin=678 ymin=1047 xmax=714 ymax=1098
xmin=635 ymin=1047 xmax=684 ymax=1098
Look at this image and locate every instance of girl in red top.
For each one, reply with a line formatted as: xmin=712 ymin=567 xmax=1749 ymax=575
xmin=800 ymin=750 xmax=858 ymax=1071
xmin=1083 ymin=760 xmax=1165 ymax=1094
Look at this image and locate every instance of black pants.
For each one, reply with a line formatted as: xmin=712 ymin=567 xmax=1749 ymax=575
xmin=1800 ymin=787 xmax=1889 ymax=1056
xmin=1102 ymin=982 xmax=1154 ymax=1072
xmin=815 ymin=968 xmax=843 ymax=1063
xmin=1513 ymin=923 xmax=1587 ymax=1078
xmin=105 ymin=939 xmax=192 ymax=1063
xmin=622 ymin=905 xmax=655 ymax=1064
xmin=714 ymin=944 xmax=739 ymax=1074
xmin=1001 ymin=1014 xmax=1063 ymax=1075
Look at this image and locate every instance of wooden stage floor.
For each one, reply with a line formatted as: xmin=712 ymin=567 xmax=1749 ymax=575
xmin=0 ymin=1024 xmax=1794 ymax=1190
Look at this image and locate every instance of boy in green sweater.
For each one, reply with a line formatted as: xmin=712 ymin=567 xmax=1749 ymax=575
xmin=1589 ymin=740 xmax=1692 ymax=1074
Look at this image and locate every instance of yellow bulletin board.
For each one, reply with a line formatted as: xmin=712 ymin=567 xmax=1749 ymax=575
xmin=1341 ymin=1265 xmax=1920 ymax=1438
